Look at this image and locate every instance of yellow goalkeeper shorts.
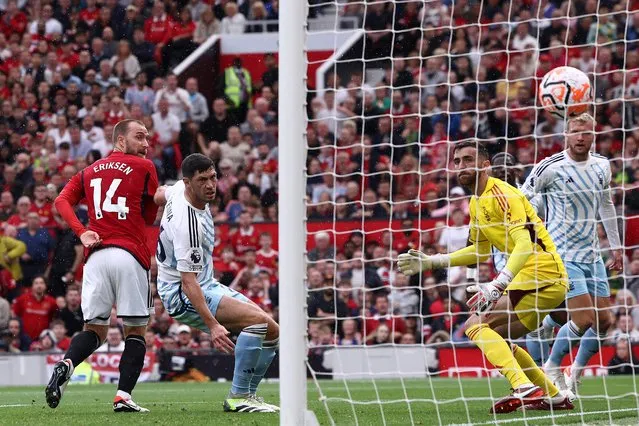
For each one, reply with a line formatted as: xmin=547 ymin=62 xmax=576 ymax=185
xmin=504 ymin=268 xmax=568 ymax=332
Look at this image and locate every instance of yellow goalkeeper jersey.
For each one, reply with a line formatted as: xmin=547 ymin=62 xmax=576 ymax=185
xmin=468 ymin=177 xmax=566 ymax=290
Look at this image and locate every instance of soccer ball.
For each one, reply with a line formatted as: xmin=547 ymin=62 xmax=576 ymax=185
xmin=538 ymin=66 xmax=592 ymax=119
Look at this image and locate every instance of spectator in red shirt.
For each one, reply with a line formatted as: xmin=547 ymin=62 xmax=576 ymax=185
xmin=231 ymin=210 xmax=259 ymax=259
xmin=57 ymin=43 xmax=80 ymax=69
xmin=50 ymin=319 xmax=71 ymax=350
xmin=243 ymin=276 xmax=271 ymax=313
xmin=55 ymin=143 xmax=75 ymax=174
xmin=230 ymin=249 xmax=261 ymax=290
xmin=29 ymin=184 xmax=56 ymax=228
xmin=144 ymin=329 xmax=163 ymax=351
xmin=12 ymin=276 xmax=57 ymax=340
xmin=364 ymin=294 xmax=406 ymax=344
xmin=144 ymin=1 xmax=172 ymax=45
xmin=78 ymin=0 xmax=100 ymax=27
xmin=214 ymin=246 xmax=240 ymax=286
xmin=0 ymin=72 xmax=10 ymax=101
xmin=369 ymin=323 xmax=393 ymax=345
xmin=256 ymin=232 xmax=278 ymax=282
xmin=0 ymin=0 xmax=27 ymax=38
xmin=0 ymin=266 xmax=16 ymax=298
xmin=7 ymin=196 xmax=30 ymax=229
xmin=104 ymin=97 xmax=129 ymax=126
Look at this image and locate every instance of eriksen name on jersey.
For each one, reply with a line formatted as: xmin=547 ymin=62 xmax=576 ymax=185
xmin=92 ymin=162 xmax=134 ymax=175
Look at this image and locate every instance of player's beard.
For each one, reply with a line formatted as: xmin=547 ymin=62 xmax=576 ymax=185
xmin=569 ymin=141 xmax=591 ymax=157
xmin=125 ymin=146 xmax=147 ymax=158
xmin=457 ymin=169 xmax=477 ymax=189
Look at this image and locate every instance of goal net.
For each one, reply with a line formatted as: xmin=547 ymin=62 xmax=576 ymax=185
xmin=280 ymin=0 xmax=639 ymax=425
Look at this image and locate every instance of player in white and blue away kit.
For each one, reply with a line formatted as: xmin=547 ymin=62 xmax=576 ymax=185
xmin=154 ymin=154 xmax=280 ymax=413
xmin=521 ymin=113 xmax=623 ymax=399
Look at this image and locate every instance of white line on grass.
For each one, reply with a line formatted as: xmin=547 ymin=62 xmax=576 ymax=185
xmin=450 ymin=407 xmax=639 ymax=426
xmin=0 ymin=401 xmax=220 ymax=408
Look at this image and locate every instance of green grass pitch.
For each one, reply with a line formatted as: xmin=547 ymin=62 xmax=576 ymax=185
xmin=1 ymin=377 xmax=638 ymax=425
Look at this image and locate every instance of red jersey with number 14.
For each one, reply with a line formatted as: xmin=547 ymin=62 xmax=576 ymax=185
xmin=56 ymin=152 xmax=159 ymax=269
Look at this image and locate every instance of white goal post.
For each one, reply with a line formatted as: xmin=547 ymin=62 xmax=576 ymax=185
xmin=278 ymin=0 xmax=311 ymax=425
xmin=278 ymin=0 xmax=639 ymax=425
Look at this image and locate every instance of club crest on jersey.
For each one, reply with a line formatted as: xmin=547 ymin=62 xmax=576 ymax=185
xmin=190 ymin=249 xmax=202 ymax=264
xmin=597 ymin=171 xmax=604 ymax=186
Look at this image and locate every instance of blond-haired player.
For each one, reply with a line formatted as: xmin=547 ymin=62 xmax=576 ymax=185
xmin=522 ymin=113 xmax=623 ymax=399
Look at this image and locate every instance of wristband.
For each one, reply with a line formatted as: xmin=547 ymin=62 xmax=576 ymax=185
xmin=495 ymin=268 xmax=514 ymax=290
xmin=431 ymin=254 xmax=450 ymax=269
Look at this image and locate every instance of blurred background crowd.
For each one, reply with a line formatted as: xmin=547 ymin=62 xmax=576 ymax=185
xmin=0 ymin=0 xmax=635 ymax=374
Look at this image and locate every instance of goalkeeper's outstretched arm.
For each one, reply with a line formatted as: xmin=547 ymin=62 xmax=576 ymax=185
xmin=397 ymin=240 xmax=491 ymax=276
xmin=448 ymin=241 xmax=492 ymax=267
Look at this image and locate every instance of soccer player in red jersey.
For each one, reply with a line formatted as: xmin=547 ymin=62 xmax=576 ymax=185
xmin=45 ymin=119 xmax=159 ymax=413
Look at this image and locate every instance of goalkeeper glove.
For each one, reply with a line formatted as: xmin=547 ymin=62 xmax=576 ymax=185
xmin=397 ymin=249 xmax=449 ymax=276
xmin=466 ymin=269 xmax=513 ymax=314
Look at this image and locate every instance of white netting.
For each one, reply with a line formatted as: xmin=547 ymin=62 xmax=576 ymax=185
xmin=302 ymin=0 xmax=639 ymax=425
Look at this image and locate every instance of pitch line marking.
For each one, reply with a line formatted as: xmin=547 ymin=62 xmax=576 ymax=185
xmin=450 ymin=407 xmax=639 ymax=425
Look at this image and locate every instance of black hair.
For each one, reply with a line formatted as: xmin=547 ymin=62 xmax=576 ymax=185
xmin=453 ymin=140 xmax=490 ymax=162
xmin=32 ymin=275 xmax=48 ymax=286
xmin=182 ymin=153 xmax=213 ymax=178
xmin=491 ymin=152 xmax=516 ymax=167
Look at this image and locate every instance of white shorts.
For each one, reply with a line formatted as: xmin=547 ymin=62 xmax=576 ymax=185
xmin=82 ymin=247 xmax=152 ymax=327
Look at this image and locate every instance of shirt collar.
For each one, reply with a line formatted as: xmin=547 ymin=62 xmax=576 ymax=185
xmin=480 ymin=176 xmax=496 ymax=197
xmin=240 ymin=226 xmax=254 ymax=236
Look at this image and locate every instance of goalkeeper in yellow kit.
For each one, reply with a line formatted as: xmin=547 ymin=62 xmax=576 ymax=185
xmin=398 ymin=141 xmax=573 ymax=414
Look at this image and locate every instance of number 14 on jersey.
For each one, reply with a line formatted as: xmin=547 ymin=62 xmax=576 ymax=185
xmin=90 ymin=178 xmax=130 ymax=220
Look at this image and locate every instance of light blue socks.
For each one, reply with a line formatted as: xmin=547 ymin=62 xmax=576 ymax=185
xmin=249 ymin=338 xmax=278 ymax=394
xmin=548 ymin=320 xmax=584 ymax=367
xmin=526 ymin=328 xmax=549 ymax=366
xmin=230 ymin=323 xmax=267 ymax=396
xmin=526 ymin=315 xmax=562 ymax=365
xmin=573 ymin=327 xmax=607 ymax=373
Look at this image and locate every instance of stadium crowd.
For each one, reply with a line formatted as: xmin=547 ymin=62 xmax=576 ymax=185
xmin=0 ymin=0 xmax=635 ymax=373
